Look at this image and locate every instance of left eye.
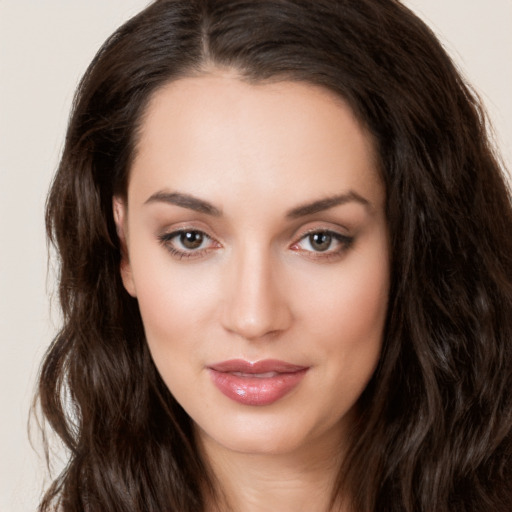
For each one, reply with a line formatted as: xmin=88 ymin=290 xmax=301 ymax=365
xmin=294 ymin=231 xmax=353 ymax=254
xmin=158 ymin=229 xmax=217 ymax=258
xmin=176 ymin=230 xmax=207 ymax=250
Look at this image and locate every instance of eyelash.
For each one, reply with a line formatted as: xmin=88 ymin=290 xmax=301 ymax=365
xmin=290 ymin=229 xmax=354 ymax=261
xmin=158 ymin=229 xmax=218 ymax=260
xmin=158 ymin=228 xmax=354 ymax=261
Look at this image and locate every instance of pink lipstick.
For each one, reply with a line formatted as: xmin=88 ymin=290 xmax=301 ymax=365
xmin=208 ymin=359 xmax=308 ymax=406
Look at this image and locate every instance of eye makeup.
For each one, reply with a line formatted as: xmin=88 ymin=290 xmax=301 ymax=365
xmin=289 ymin=228 xmax=355 ymax=262
xmin=157 ymin=228 xmax=221 ymax=260
xmin=157 ymin=226 xmax=355 ymax=263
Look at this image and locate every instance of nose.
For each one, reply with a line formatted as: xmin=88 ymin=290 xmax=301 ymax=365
xmin=221 ymin=245 xmax=293 ymax=341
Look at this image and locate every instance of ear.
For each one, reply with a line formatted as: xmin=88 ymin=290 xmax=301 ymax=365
xmin=113 ymin=196 xmax=137 ymax=297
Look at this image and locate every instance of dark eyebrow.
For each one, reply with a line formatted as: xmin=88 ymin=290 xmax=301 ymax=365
xmin=286 ymin=191 xmax=371 ymax=219
xmin=144 ymin=191 xmax=222 ymax=216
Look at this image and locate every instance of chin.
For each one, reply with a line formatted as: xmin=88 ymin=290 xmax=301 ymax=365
xmin=194 ymin=407 xmax=347 ymax=459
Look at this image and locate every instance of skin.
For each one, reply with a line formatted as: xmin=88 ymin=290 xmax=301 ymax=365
xmin=114 ymin=72 xmax=389 ymax=512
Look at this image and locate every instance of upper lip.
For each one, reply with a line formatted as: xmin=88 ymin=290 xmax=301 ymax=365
xmin=208 ymin=359 xmax=308 ymax=374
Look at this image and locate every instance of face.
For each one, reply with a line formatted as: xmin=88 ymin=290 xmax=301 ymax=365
xmin=115 ymin=73 xmax=389 ymax=458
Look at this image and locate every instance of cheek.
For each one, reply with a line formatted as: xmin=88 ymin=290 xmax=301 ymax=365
xmin=297 ymin=243 xmax=389 ymax=385
xmin=327 ymin=268 xmax=387 ymax=343
xmin=128 ymin=243 xmax=221 ymax=365
xmin=301 ymin=246 xmax=388 ymax=338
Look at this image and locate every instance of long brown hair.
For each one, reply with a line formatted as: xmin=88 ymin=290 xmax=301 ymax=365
xmin=38 ymin=1 xmax=512 ymax=510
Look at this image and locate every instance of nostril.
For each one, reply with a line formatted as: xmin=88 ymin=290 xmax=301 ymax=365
xmin=221 ymin=302 xmax=290 ymax=341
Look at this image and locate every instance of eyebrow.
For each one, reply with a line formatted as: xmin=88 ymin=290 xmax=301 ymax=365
xmin=144 ymin=189 xmax=371 ymax=218
xmin=144 ymin=191 xmax=222 ymax=216
xmin=285 ymin=191 xmax=371 ymax=218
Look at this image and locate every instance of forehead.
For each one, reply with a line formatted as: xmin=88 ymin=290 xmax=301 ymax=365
xmin=129 ymin=73 xmax=383 ymax=210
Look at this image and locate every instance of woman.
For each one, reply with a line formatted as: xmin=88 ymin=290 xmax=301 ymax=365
xmin=37 ymin=0 xmax=512 ymax=511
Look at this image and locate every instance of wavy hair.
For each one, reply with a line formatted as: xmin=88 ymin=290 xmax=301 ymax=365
xmin=38 ymin=0 xmax=512 ymax=510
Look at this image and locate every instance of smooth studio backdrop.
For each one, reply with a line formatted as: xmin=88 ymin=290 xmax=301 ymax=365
xmin=1 ymin=1 xmax=511 ymax=510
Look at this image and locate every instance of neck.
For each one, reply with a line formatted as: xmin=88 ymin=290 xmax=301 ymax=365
xmin=198 ymin=427 xmax=350 ymax=512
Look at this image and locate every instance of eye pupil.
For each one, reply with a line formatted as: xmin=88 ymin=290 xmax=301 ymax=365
xmin=310 ymin=232 xmax=332 ymax=251
xmin=180 ymin=231 xmax=203 ymax=249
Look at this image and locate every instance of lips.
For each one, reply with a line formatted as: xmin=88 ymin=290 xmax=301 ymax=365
xmin=208 ymin=359 xmax=308 ymax=406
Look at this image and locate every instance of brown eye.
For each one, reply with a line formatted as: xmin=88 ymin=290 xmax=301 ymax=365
xmin=309 ymin=232 xmax=332 ymax=252
xmin=158 ymin=229 xmax=220 ymax=260
xmin=180 ymin=231 xmax=204 ymax=249
xmin=291 ymin=229 xmax=354 ymax=260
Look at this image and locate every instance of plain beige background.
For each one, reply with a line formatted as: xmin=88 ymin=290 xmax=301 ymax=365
xmin=1 ymin=1 xmax=511 ymax=510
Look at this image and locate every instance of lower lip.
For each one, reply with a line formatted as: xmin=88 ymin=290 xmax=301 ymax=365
xmin=208 ymin=368 xmax=308 ymax=406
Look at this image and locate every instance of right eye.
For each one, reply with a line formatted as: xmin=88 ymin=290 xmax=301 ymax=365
xmin=158 ymin=229 xmax=220 ymax=260
xmin=289 ymin=229 xmax=354 ymax=261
